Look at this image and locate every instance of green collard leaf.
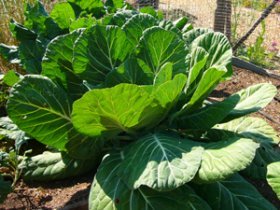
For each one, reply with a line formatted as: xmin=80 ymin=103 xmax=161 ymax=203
xmin=0 ymin=175 xmax=12 ymax=203
xmin=173 ymin=16 xmax=189 ymax=30
xmin=137 ymin=26 xmax=187 ymax=76
xmin=183 ymin=28 xmax=212 ymax=46
xmin=181 ymin=23 xmax=193 ymax=33
xmin=7 ymin=75 xmax=72 ymax=150
xmin=19 ymin=151 xmax=97 ymax=181
xmin=222 ymin=83 xmax=277 ymax=122
xmin=42 ymin=30 xmax=87 ymax=100
xmin=69 ymin=16 xmax=96 ymax=31
xmin=180 ymin=67 xmax=227 ymax=113
xmin=3 ymin=70 xmax=20 ymax=87
xmin=72 ymin=84 xmax=156 ymax=137
xmin=192 ymin=32 xmax=232 ymax=72
xmin=105 ymin=0 xmax=125 ymax=12
xmin=18 ymin=39 xmax=45 ymax=74
xmin=89 ymin=152 xmax=211 ymax=210
xmin=68 ymin=0 xmax=105 ymax=18
xmin=193 ymin=174 xmax=276 ymax=210
xmin=0 ymin=44 xmax=19 ymax=64
xmin=105 ymin=57 xmax=153 ymax=86
xmin=195 ymin=137 xmax=259 ymax=183
xmin=122 ymin=14 xmax=157 ymax=47
xmin=153 ymin=62 xmax=173 ymax=86
xmin=216 ymin=117 xmax=280 ymax=143
xmin=73 ymin=25 xmax=133 ymax=85
xmin=118 ymin=133 xmax=204 ymax=191
xmin=243 ymin=142 xmax=280 ymax=179
xmin=174 ymin=95 xmax=240 ymax=130
xmin=50 ymin=2 xmax=76 ymax=29
xmin=10 ymin=20 xmax=37 ymax=41
xmin=267 ymin=161 xmax=280 ymax=199
xmin=65 ymin=130 xmax=104 ymax=160
xmin=109 ymin=10 xmax=138 ymax=27
xmin=139 ymin=6 xmax=158 ymax=18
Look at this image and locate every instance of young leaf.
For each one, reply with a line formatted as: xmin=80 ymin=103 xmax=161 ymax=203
xmin=137 ymin=26 xmax=187 ymax=75
xmin=267 ymin=161 xmax=280 ymax=199
xmin=222 ymin=83 xmax=277 ymax=122
xmin=7 ymin=75 xmax=72 ymax=150
xmin=117 ymin=133 xmax=204 ymax=191
xmin=50 ymin=2 xmax=76 ymax=29
xmin=73 ymin=25 xmax=133 ymax=84
xmin=192 ymin=174 xmax=276 ymax=210
xmin=69 ymin=16 xmax=96 ymax=31
xmin=89 ymin=152 xmax=211 ymax=210
xmin=195 ymin=137 xmax=259 ymax=183
xmin=3 ymin=70 xmax=20 ymax=87
xmin=19 ymin=151 xmax=98 ymax=181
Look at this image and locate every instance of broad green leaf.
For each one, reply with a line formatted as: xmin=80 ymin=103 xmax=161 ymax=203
xmin=65 ymin=130 xmax=104 ymax=160
xmin=196 ymin=137 xmax=259 ymax=183
xmin=216 ymin=117 xmax=280 ymax=144
xmin=89 ymin=152 xmax=211 ymax=210
xmin=42 ymin=30 xmax=87 ymax=100
xmin=69 ymin=16 xmax=96 ymax=31
xmin=183 ymin=28 xmax=212 ymax=46
xmin=0 ymin=44 xmax=19 ymax=64
xmin=118 ymin=133 xmax=204 ymax=191
xmin=50 ymin=2 xmax=76 ymax=29
xmin=267 ymin=161 xmax=280 ymax=199
xmin=10 ymin=20 xmax=37 ymax=41
xmin=242 ymin=142 xmax=280 ymax=179
xmin=105 ymin=57 xmax=153 ymax=86
xmin=0 ymin=174 xmax=12 ymax=203
xmin=139 ymin=6 xmax=162 ymax=19
xmin=153 ymin=62 xmax=173 ymax=85
xmin=222 ymin=84 xmax=277 ymax=122
xmin=7 ymin=75 xmax=72 ymax=150
xmin=73 ymin=25 xmax=133 ymax=84
xmin=3 ymin=70 xmax=20 ymax=87
xmin=122 ymin=14 xmax=157 ymax=46
xmin=109 ymin=10 xmax=138 ymax=27
xmin=72 ymin=84 xmax=156 ymax=137
xmin=105 ymin=0 xmax=125 ymax=12
xmin=158 ymin=20 xmax=182 ymax=37
xmin=137 ymin=26 xmax=187 ymax=75
xmin=19 ymin=151 xmax=98 ymax=181
xmin=173 ymin=94 xmax=240 ymax=130
xmin=192 ymin=174 xmax=276 ymax=210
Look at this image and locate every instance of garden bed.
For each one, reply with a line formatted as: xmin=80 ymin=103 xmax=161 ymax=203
xmin=0 ymin=66 xmax=280 ymax=210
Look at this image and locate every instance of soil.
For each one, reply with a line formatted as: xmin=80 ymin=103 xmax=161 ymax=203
xmin=1 ymin=66 xmax=280 ymax=209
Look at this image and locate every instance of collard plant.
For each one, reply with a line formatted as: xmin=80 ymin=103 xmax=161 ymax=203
xmin=2 ymin=3 xmax=280 ymax=210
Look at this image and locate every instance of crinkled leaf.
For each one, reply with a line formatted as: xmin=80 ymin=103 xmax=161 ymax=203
xmin=137 ymin=26 xmax=187 ymax=76
xmin=7 ymin=75 xmax=72 ymax=150
xmin=195 ymin=137 xmax=259 ymax=183
xmin=193 ymin=174 xmax=276 ymax=210
xmin=19 ymin=151 xmax=98 ymax=181
xmin=42 ymin=30 xmax=87 ymax=100
xmin=0 ymin=174 xmax=12 ymax=203
xmin=0 ymin=117 xmax=30 ymax=151
xmin=118 ymin=133 xmax=204 ymax=191
xmin=3 ymin=70 xmax=20 ymax=87
xmin=183 ymin=28 xmax=212 ymax=46
xmin=89 ymin=152 xmax=211 ymax=210
xmin=109 ymin=10 xmax=138 ymax=27
xmin=267 ymin=161 xmax=280 ymax=199
xmin=50 ymin=2 xmax=76 ymax=29
xmin=73 ymin=25 xmax=133 ymax=85
xmin=122 ymin=14 xmax=157 ymax=46
xmin=222 ymin=83 xmax=277 ymax=122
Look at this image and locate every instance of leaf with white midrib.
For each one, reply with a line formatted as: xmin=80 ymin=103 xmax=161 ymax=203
xmin=7 ymin=75 xmax=72 ymax=150
xmin=117 ymin=133 xmax=204 ymax=191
